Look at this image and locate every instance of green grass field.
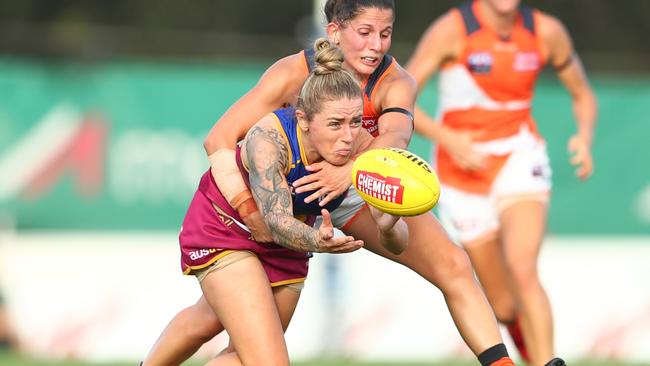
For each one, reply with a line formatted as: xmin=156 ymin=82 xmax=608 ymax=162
xmin=1 ymin=353 xmax=647 ymax=366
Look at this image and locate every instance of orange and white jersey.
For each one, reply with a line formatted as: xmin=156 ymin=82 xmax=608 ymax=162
xmin=436 ymin=0 xmax=547 ymax=194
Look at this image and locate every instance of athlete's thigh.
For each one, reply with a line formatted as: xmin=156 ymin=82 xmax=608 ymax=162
xmin=209 ymin=285 xmax=301 ymax=365
xmin=200 ymin=255 xmax=287 ymax=365
xmin=272 ymin=285 xmax=302 ymax=331
xmin=499 ymin=200 xmax=548 ymax=267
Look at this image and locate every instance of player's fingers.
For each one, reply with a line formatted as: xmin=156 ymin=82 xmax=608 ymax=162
xmin=570 ymin=150 xmax=584 ymax=165
xmin=318 ymin=191 xmax=338 ymax=207
xmin=329 ymin=239 xmax=364 ymax=253
xmin=304 ymin=162 xmax=324 ymax=172
xmin=292 ymin=174 xmax=319 ymax=189
xmin=570 ymin=154 xmax=580 ymax=165
xmin=464 ymin=158 xmax=483 ymax=171
xmin=576 ymin=166 xmax=587 ymax=180
xmin=467 ymin=157 xmax=486 ymax=171
xmin=320 ymin=209 xmax=333 ymax=228
xmin=469 ymin=130 xmax=487 ymax=141
xmin=294 ymin=181 xmax=323 ymax=194
xmin=303 ymin=189 xmax=327 ymax=204
xmin=577 ymin=160 xmax=593 ymax=180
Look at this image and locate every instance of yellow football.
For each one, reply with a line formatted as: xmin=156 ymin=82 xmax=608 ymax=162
xmin=351 ymin=148 xmax=440 ymax=216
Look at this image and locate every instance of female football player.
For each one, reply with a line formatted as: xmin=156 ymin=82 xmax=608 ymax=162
xmin=176 ymin=38 xmax=407 ymax=366
xmin=143 ymin=1 xmax=516 ymax=365
xmin=405 ymin=0 xmax=597 ymax=365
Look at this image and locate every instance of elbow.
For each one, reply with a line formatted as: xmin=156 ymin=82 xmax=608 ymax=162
xmin=203 ymin=133 xmax=218 ymax=155
xmin=385 ymin=240 xmax=408 ymax=255
xmin=204 ymin=129 xmax=234 ymax=155
xmin=393 ymin=132 xmax=411 ymax=150
xmin=381 ymin=225 xmax=409 ymax=255
xmin=401 ymin=135 xmax=412 ymax=150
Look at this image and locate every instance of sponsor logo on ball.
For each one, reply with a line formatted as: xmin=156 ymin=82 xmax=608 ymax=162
xmin=356 ymin=171 xmax=404 ymax=204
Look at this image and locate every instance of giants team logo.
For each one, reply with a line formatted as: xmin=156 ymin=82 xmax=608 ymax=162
xmin=514 ymin=52 xmax=540 ymax=72
xmin=356 ymin=171 xmax=404 ymax=204
xmin=467 ymin=52 xmax=493 ymax=74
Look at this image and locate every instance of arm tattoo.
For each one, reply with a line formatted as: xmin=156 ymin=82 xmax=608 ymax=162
xmin=246 ymin=126 xmax=321 ymax=252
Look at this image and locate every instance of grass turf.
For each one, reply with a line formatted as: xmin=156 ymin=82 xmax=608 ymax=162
xmin=0 ymin=352 xmax=646 ymax=366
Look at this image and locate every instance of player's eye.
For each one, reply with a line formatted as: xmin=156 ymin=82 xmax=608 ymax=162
xmin=329 ymin=121 xmax=341 ymax=128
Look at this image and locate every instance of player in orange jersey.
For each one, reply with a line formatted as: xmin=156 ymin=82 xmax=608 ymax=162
xmin=406 ymin=1 xmax=597 ymax=365
xmin=142 ymin=1 xmax=518 ymax=366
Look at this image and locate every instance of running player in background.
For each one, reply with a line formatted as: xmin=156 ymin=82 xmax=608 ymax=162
xmin=405 ymin=1 xmax=597 ymax=365
xmin=143 ymin=1 xmax=517 ymax=365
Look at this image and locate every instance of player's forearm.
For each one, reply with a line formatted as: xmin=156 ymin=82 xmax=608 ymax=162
xmin=414 ymin=105 xmax=448 ymax=143
xmin=367 ymin=128 xmax=411 ymax=150
xmin=208 ymin=149 xmax=250 ymax=203
xmin=573 ymin=90 xmax=598 ymax=146
xmin=378 ymin=220 xmax=409 ymax=255
xmin=264 ymin=213 xmax=320 ymax=252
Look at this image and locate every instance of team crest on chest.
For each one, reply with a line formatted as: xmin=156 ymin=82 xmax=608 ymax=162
xmin=513 ymin=52 xmax=540 ymax=72
xmin=467 ymin=52 xmax=493 ymax=74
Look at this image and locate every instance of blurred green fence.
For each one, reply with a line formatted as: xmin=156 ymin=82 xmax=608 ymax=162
xmin=1 ymin=57 xmax=649 ymax=234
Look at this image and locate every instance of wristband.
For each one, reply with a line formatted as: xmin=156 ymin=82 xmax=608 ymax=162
xmin=229 ymin=190 xmax=253 ymax=210
xmin=236 ymin=197 xmax=259 ymax=221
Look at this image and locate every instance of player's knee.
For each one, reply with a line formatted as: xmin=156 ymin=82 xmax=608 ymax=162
xmin=182 ymin=305 xmax=221 ymax=341
xmin=193 ymin=319 xmax=221 ymax=342
xmin=438 ymin=246 xmax=474 ymax=287
xmin=509 ymin=264 xmax=540 ymax=292
xmin=491 ymin=301 xmax=518 ymax=323
xmin=481 ymin=285 xmax=518 ymax=322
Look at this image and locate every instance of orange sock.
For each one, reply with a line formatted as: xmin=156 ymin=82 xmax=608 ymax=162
xmin=478 ymin=343 xmax=512 ymax=366
xmin=507 ymin=318 xmax=530 ymax=362
xmin=491 ymin=356 xmax=515 ymax=366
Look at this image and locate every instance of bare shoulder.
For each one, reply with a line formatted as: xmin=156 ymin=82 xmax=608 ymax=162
xmin=373 ymin=61 xmax=417 ymax=111
xmin=535 ymin=11 xmax=570 ymax=42
xmin=432 ymin=9 xmax=465 ymax=40
xmin=387 ymin=62 xmax=417 ymax=94
xmin=535 ymin=10 xmax=574 ymax=65
xmin=258 ymin=51 xmax=310 ymax=101
xmin=253 ymin=113 xmax=279 ymax=130
xmin=413 ymin=9 xmax=465 ymax=62
xmin=269 ymin=52 xmax=309 ymax=82
xmin=246 ymin=113 xmax=284 ymax=143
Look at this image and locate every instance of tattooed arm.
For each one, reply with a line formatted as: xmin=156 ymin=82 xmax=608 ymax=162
xmin=244 ymin=118 xmax=363 ymax=254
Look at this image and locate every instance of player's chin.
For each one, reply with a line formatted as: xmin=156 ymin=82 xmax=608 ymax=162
xmin=356 ymin=61 xmax=379 ymax=76
xmin=329 ymin=151 xmax=353 ymax=165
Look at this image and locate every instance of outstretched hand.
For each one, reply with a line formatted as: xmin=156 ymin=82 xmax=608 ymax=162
xmin=292 ymin=160 xmax=354 ymax=206
xmin=442 ymin=129 xmax=487 ymax=171
xmin=568 ymin=134 xmax=593 ymax=180
xmin=316 ymin=209 xmax=364 ymax=254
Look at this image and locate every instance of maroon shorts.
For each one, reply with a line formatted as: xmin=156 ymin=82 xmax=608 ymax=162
xmin=179 ymin=171 xmax=310 ymax=286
